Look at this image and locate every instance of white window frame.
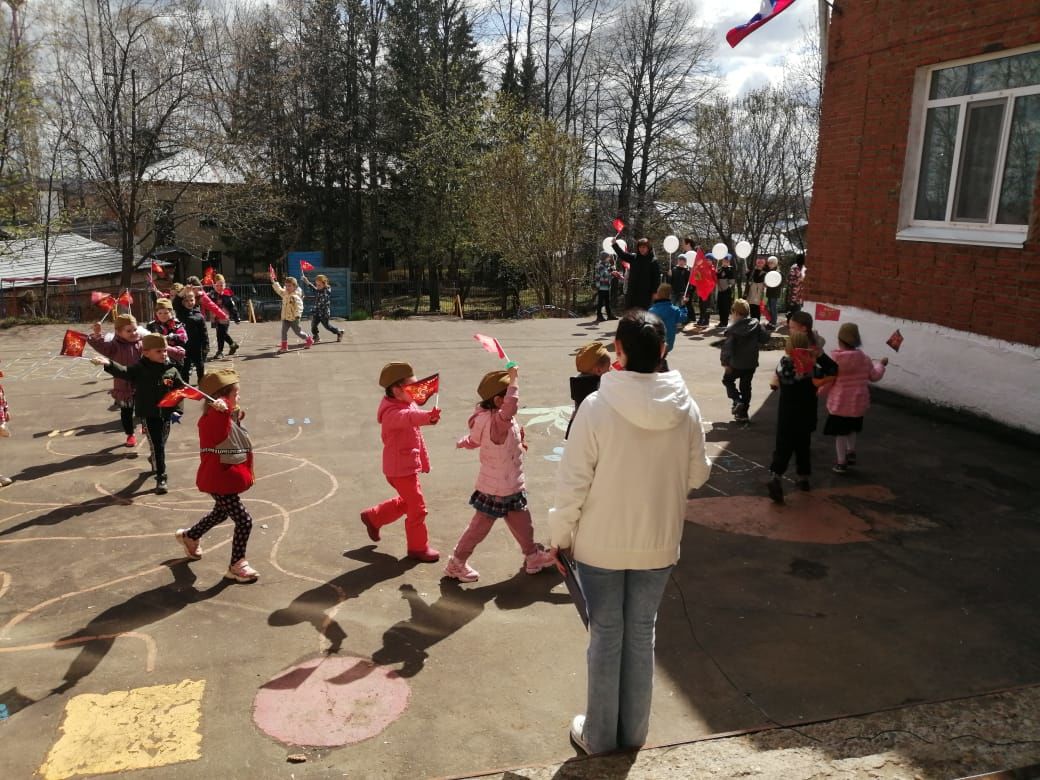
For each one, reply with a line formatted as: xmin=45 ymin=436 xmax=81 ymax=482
xmin=897 ymin=44 xmax=1040 ymax=249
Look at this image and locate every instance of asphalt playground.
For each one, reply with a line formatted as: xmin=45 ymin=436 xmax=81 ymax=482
xmin=1 ymin=316 xmax=1039 ymax=779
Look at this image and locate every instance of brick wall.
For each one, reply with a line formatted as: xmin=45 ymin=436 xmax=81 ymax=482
xmin=808 ymin=1 xmax=1040 ymax=346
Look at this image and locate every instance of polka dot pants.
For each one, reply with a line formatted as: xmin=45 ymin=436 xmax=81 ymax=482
xmin=186 ymin=494 xmax=253 ymax=565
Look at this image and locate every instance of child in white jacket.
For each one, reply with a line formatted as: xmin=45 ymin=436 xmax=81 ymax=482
xmin=269 ymin=270 xmax=312 ymax=353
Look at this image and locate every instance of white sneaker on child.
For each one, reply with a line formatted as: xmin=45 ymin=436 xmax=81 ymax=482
xmin=444 ymin=556 xmax=479 ymax=582
xmin=524 ymin=545 xmax=556 ymax=575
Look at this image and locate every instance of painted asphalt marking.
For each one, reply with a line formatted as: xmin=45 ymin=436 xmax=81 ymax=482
xmin=38 ymin=680 xmax=205 ymax=779
xmin=687 ymin=484 xmax=938 ymax=545
xmin=253 ymin=656 xmax=409 ymax=747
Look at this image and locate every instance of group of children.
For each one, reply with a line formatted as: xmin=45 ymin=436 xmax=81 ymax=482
xmin=719 ymin=300 xmax=888 ymax=502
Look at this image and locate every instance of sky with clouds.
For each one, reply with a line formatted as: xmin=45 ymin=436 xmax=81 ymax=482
xmin=695 ymin=0 xmax=820 ymax=96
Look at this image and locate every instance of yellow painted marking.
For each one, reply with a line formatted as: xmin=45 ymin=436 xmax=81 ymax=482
xmin=39 ymin=679 xmax=205 ymax=779
xmin=48 ymin=430 xmax=60 ymax=437
xmin=62 ymin=430 xmax=76 ymax=437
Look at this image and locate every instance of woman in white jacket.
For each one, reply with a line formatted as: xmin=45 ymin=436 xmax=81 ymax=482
xmin=549 ymin=309 xmax=711 ymax=754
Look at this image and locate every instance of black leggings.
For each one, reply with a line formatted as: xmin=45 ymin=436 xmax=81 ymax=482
xmin=311 ymin=313 xmax=341 ymax=337
xmin=186 ymin=494 xmax=253 ymax=565
xmin=595 ymin=290 xmax=612 ymax=319
xmin=119 ymin=404 xmax=135 ymax=436
xmin=142 ymin=415 xmax=171 ymax=477
xmin=179 ymin=351 xmax=205 ymax=385
xmin=771 ymin=428 xmax=811 ymax=477
xmin=215 ymin=323 xmax=237 ymax=353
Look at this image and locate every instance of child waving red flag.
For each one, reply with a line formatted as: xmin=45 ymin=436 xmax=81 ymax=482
xmin=158 ymin=385 xmax=208 ymax=407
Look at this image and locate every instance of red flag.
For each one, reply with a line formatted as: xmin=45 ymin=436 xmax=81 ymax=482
xmin=60 ymin=330 xmax=88 ymax=357
xmin=299 ymin=260 xmax=315 ymax=272
xmin=693 ymin=253 xmax=717 ymax=299
xmin=203 ymin=267 xmax=215 ymax=286
xmin=473 ymin=333 xmax=507 ymax=360
xmin=268 ymin=264 xmax=275 ymax=277
xmin=92 ymin=292 xmax=116 ymax=312
xmin=612 ymin=217 xmax=625 ymax=233
xmin=150 ymin=261 xmax=164 ymax=276
xmin=726 ymin=0 xmax=797 ymax=48
xmin=814 ymin=303 xmax=841 ymax=322
xmin=403 ymin=373 xmax=439 ymax=406
xmin=611 ymin=360 xmax=623 ymax=371
xmin=791 ymin=348 xmax=815 ymax=375
xmin=620 ymin=260 xmax=631 ymax=271
xmin=886 ymin=329 xmax=904 ymax=352
xmin=118 ymin=290 xmax=133 ymax=307
xmin=158 ymin=386 xmax=207 ymax=407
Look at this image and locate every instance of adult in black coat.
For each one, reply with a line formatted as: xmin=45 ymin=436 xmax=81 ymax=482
xmin=612 ymin=238 xmax=660 ymax=311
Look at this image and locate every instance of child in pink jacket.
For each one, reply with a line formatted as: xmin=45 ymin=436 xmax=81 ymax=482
xmin=359 ymin=362 xmax=442 ymax=562
xmin=444 ymin=366 xmax=554 ymax=582
xmin=821 ymin=323 xmax=888 ymax=473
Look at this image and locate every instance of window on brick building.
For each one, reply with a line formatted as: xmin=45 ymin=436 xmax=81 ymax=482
xmin=899 ymin=46 xmax=1040 ymax=248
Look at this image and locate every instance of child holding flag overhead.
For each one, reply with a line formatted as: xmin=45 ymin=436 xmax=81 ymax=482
xmin=174 ymin=368 xmax=260 ymax=582
xmin=269 ymin=269 xmax=312 ymax=353
xmin=359 ymin=362 xmax=442 ymax=562
xmin=91 ymin=334 xmax=183 ymax=493
xmin=445 ymin=366 xmax=555 ymax=582
xmin=302 ymin=273 xmax=343 ymax=342
xmin=89 ymin=314 xmax=145 ymax=448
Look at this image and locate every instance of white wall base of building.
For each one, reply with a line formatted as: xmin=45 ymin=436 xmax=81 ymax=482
xmin=805 ymin=302 xmax=1040 ymax=435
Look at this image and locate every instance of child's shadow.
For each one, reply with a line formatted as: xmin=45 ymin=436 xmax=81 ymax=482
xmin=351 ymin=570 xmax=569 ymax=680
xmin=267 ymin=546 xmax=418 ymax=655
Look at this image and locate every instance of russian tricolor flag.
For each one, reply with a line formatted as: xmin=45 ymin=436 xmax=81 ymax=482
xmin=726 ymin=0 xmax=797 ymax=48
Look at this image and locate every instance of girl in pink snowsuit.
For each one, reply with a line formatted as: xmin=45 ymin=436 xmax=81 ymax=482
xmin=359 ymin=361 xmax=441 ymax=562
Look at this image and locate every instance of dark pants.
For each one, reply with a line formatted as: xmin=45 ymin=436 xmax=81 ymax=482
xmin=180 ymin=350 xmax=205 ymax=385
xmin=722 ymin=368 xmax=756 ymax=408
xmin=696 ymin=295 xmax=711 ymax=325
xmin=142 ymin=414 xmax=171 ymax=478
xmin=749 ymin=302 xmax=762 ymax=320
xmin=119 ymin=403 xmax=135 ymax=436
xmin=215 ymin=322 xmax=236 ymax=354
xmin=717 ymin=289 xmax=733 ymax=327
xmin=311 ymin=312 xmax=342 ymax=337
xmin=186 ymin=493 xmax=253 ymax=565
xmin=596 ymin=289 xmax=612 ymax=320
xmin=771 ymin=428 xmax=811 ymax=477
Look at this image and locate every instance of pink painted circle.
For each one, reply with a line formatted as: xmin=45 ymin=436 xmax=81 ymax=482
xmin=253 ymin=656 xmax=410 ymax=747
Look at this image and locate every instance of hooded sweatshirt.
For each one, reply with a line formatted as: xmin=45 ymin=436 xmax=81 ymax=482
xmin=720 ymin=316 xmax=771 ymax=370
xmin=548 ymin=370 xmax=711 ymax=570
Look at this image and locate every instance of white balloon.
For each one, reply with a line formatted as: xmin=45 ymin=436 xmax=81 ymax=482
xmin=602 ymin=237 xmax=615 ymax=254
xmin=662 ymin=235 xmax=679 ymax=254
xmin=712 ymin=242 xmax=728 ymax=259
xmin=765 ymin=270 xmax=783 ymax=288
xmin=617 ymin=239 xmax=627 ymax=252
xmin=735 ymin=240 xmax=752 ymax=259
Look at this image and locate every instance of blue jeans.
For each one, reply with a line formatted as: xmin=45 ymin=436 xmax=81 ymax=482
xmin=576 ymin=562 xmax=673 ymax=753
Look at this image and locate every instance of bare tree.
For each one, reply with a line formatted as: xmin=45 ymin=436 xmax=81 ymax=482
xmin=0 ymin=0 xmax=38 ymax=226
xmin=52 ymin=0 xmax=212 ymax=288
xmin=598 ymin=0 xmax=714 ymax=234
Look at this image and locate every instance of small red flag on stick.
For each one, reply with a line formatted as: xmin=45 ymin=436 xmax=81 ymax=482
xmin=151 ymin=260 xmax=164 ymax=276
xmin=886 ymin=329 xmax=904 ymax=352
xmin=158 ymin=385 xmax=208 ymax=407
xmin=117 ymin=290 xmax=133 ymax=307
xmin=612 ymin=217 xmax=625 ymax=234
xmin=60 ymin=330 xmax=89 ymax=357
xmin=203 ymin=267 xmax=215 ymax=286
xmin=403 ymin=373 xmax=439 ymax=406
xmin=473 ymin=333 xmax=507 ymax=360
xmin=814 ymin=303 xmax=841 ymax=322
xmin=299 ymin=260 xmax=315 ymax=272
xmin=791 ymin=348 xmax=815 ymax=375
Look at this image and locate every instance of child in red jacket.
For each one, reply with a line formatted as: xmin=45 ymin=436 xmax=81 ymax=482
xmin=174 ymin=368 xmax=259 ymax=582
xmin=359 ymin=361 xmax=442 ymax=562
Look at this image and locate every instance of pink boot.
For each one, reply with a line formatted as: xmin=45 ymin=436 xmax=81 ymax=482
xmin=304 ymin=336 xmax=314 ymax=349
xmin=278 ymin=341 xmax=288 ymax=353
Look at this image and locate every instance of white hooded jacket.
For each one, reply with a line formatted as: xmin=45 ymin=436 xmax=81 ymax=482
xmin=548 ymin=369 xmax=711 ymax=570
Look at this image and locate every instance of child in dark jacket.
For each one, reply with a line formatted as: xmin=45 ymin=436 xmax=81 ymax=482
xmin=91 ymin=334 xmax=182 ymax=493
xmin=765 ymin=332 xmax=819 ymax=502
xmin=566 ymin=341 xmax=612 ymax=439
xmin=174 ymin=368 xmax=259 ymax=582
xmin=359 ymin=362 xmax=442 ymax=562
xmin=720 ymin=298 xmax=771 ymax=421
xmin=179 ymin=289 xmax=208 ymax=384
xmin=146 ymin=298 xmax=188 ymax=350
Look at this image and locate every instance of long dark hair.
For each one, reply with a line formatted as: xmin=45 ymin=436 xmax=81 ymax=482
xmin=616 ymin=310 xmax=664 ymax=373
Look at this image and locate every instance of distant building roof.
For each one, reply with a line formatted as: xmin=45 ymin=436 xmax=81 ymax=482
xmin=0 ymin=233 xmax=136 ymax=288
xmin=143 ymin=149 xmax=245 ymax=185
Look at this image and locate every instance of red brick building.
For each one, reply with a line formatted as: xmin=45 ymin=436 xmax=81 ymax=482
xmin=808 ymin=1 xmax=1040 ymax=434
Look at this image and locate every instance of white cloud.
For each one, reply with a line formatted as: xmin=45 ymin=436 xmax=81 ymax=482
xmin=695 ymin=0 xmax=820 ymax=96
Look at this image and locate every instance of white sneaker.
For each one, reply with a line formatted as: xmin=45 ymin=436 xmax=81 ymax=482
xmin=225 ymin=559 xmax=259 ymax=582
xmin=175 ymin=529 xmax=202 ymax=560
xmin=444 ymin=556 xmax=479 ymax=582
xmin=570 ymin=714 xmax=591 ymax=754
